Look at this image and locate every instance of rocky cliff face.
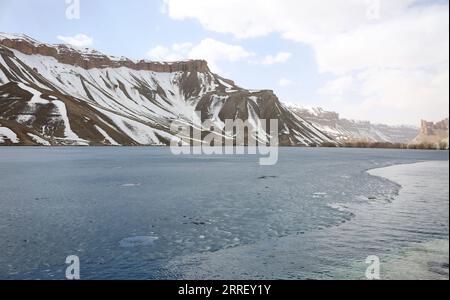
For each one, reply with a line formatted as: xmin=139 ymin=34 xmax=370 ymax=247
xmin=411 ymin=118 xmax=449 ymax=148
xmin=0 ymin=34 xmax=209 ymax=72
xmin=0 ymin=33 xmax=332 ymax=146
xmin=287 ymin=105 xmax=419 ymax=144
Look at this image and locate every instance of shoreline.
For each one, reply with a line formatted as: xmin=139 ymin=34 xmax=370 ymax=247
xmin=0 ymin=144 xmax=449 ymax=151
xmin=169 ymin=160 xmax=449 ymax=280
xmin=367 ymin=161 xmax=449 ymax=280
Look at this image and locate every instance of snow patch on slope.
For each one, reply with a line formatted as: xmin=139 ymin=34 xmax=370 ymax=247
xmin=27 ymin=133 xmax=51 ymax=146
xmin=17 ymin=83 xmax=49 ymax=105
xmin=94 ymin=125 xmax=119 ymax=146
xmin=95 ymin=107 xmax=164 ymax=145
xmin=51 ymin=100 xmax=88 ymax=145
xmin=0 ymin=127 xmax=19 ymax=144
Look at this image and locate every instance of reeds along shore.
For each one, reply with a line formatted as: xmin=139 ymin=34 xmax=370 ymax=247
xmin=320 ymin=141 xmax=449 ymax=150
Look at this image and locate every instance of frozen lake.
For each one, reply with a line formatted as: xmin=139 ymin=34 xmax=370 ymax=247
xmin=0 ymin=147 xmax=448 ymax=279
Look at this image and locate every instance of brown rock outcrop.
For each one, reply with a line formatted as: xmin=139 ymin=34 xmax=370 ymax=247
xmin=411 ymin=118 xmax=449 ymax=149
xmin=0 ymin=35 xmax=210 ymax=73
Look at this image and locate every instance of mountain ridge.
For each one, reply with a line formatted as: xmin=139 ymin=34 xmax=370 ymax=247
xmin=0 ymin=33 xmax=210 ymax=73
xmin=0 ymin=33 xmax=440 ymax=147
xmin=0 ymin=33 xmax=333 ymax=146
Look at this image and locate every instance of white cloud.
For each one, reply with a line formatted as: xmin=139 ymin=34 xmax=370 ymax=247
xmin=57 ymin=34 xmax=94 ymax=48
xmin=313 ymin=6 xmax=449 ymax=75
xmin=147 ymin=38 xmax=253 ymax=73
xmin=262 ymin=52 xmax=292 ymax=65
xmin=278 ymin=78 xmax=294 ymax=87
xmin=322 ymin=66 xmax=450 ymax=125
xmin=163 ymin=0 xmax=416 ymax=40
xmin=318 ymin=76 xmax=353 ymax=95
xmin=163 ymin=0 xmax=449 ymax=124
xmin=147 ymin=43 xmax=193 ymax=61
xmin=357 ymin=67 xmax=449 ymax=124
xmin=189 ymin=38 xmax=253 ymax=65
xmin=147 ymin=45 xmax=170 ymax=60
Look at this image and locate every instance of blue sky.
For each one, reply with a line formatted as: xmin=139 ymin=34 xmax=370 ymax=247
xmin=0 ymin=0 xmax=448 ymax=125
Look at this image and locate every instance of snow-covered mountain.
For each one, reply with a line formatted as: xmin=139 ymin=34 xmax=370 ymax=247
xmin=0 ymin=33 xmax=333 ymax=146
xmin=287 ymin=104 xmax=418 ymax=144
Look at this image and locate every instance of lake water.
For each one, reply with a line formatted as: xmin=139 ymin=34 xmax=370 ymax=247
xmin=0 ymin=147 xmax=448 ymax=279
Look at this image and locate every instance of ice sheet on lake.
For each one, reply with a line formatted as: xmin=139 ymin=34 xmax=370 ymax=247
xmin=119 ymin=235 xmax=159 ymax=248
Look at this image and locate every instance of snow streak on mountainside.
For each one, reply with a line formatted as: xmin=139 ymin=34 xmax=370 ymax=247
xmin=287 ymin=104 xmax=419 ymax=144
xmin=0 ymin=33 xmax=333 ymax=146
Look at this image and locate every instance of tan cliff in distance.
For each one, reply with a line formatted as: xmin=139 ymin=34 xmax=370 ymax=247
xmin=410 ymin=118 xmax=449 ymax=149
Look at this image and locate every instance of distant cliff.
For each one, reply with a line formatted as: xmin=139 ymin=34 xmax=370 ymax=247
xmin=287 ymin=105 xmax=418 ymax=144
xmin=410 ymin=118 xmax=449 ymax=149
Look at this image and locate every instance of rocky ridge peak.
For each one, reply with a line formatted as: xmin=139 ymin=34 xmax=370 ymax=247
xmin=420 ymin=118 xmax=449 ymax=135
xmin=0 ymin=33 xmax=210 ymax=73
